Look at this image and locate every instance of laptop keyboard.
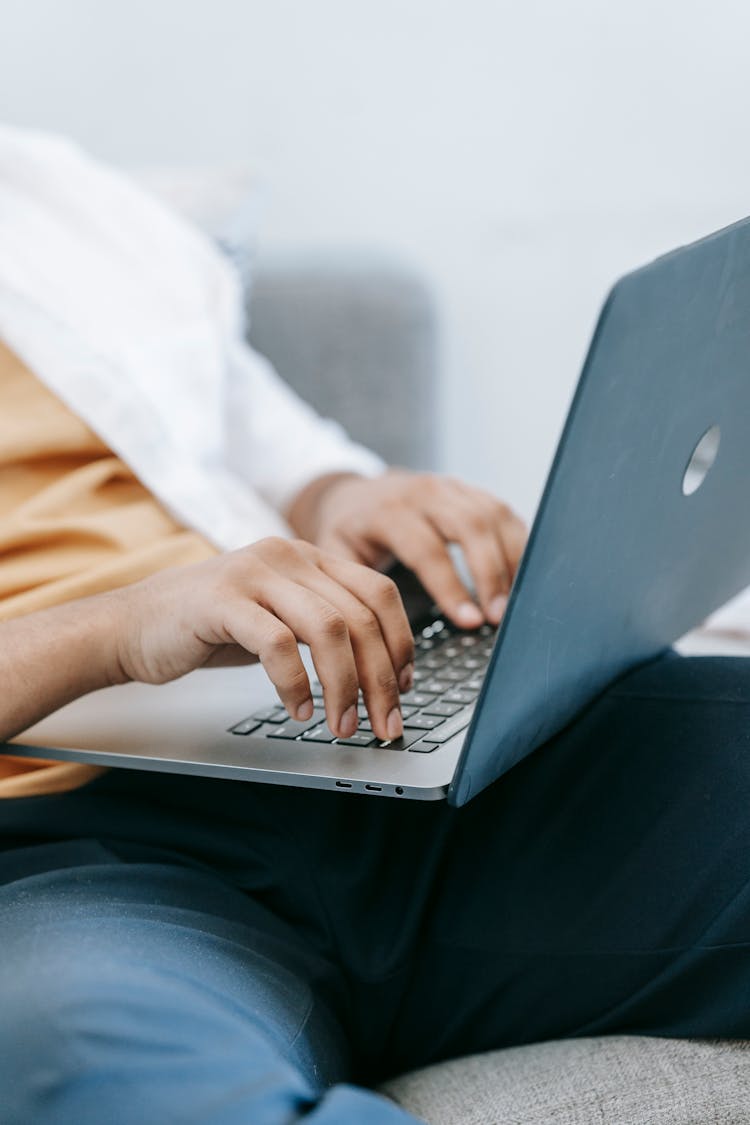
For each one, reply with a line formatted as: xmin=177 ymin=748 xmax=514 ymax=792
xmin=228 ymin=618 xmax=496 ymax=753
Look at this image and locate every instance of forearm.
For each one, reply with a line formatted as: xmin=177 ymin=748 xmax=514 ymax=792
xmin=0 ymin=593 xmax=125 ymax=743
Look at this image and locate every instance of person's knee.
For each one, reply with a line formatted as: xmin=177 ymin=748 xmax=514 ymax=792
xmin=0 ymin=930 xmax=107 ymax=1123
xmin=0 ymin=921 xmax=335 ymax=1125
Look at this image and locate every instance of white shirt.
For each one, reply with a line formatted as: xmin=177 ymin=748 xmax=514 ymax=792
xmin=0 ymin=125 xmax=385 ymax=550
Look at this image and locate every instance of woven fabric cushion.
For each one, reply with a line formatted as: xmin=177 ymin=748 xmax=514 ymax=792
xmin=379 ymin=1036 xmax=750 ymax=1125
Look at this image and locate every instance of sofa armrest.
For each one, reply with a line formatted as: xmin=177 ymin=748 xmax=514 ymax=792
xmin=247 ymin=255 xmax=438 ymax=471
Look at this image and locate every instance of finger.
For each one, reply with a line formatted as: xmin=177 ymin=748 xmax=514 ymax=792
xmin=261 ymin=576 xmax=361 ymax=738
xmin=373 ymin=507 xmax=484 ymax=630
xmin=314 ymin=553 xmax=414 ymax=687
xmin=500 ymin=510 xmax=529 ymax=575
xmin=425 ymin=488 xmax=512 ymax=624
xmin=222 ymin=600 xmax=314 ymax=720
xmin=286 ymin=558 xmax=406 ymax=741
xmin=451 ymin=483 xmax=529 ymax=595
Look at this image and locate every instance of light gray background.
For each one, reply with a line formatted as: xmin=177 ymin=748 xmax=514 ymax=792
xmin=2 ymin=0 xmax=749 ymax=520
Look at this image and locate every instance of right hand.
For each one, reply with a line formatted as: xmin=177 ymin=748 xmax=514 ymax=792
xmin=111 ymin=537 xmax=415 ymax=742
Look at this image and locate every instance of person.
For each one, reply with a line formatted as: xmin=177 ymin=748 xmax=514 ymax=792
xmin=1 ymin=126 xmax=750 ymax=1125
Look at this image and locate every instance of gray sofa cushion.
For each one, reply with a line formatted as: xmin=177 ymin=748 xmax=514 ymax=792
xmin=249 ymin=256 xmax=437 ymax=471
xmin=379 ymin=1036 xmax=750 ymax=1124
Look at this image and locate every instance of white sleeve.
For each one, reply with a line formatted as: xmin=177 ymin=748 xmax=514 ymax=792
xmin=224 ymin=336 xmax=386 ymax=515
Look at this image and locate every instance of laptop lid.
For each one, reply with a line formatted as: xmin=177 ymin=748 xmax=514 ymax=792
xmin=449 ymin=217 xmax=750 ymax=807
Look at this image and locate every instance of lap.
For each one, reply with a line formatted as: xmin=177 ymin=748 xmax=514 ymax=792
xmin=0 ymin=846 xmax=414 ymax=1124
xmin=396 ymin=652 xmax=750 ymax=1066
xmin=2 ymin=653 xmax=750 ymax=1092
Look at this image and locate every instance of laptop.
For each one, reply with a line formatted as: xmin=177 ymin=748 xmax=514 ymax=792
xmin=9 ymin=216 xmax=750 ymax=807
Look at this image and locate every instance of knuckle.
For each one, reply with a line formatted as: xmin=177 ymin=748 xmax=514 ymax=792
xmin=373 ymin=574 xmax=401 ymax=607
xmin=374 ymin=666 xmax=400 ymax=695
xmin=263 ymin=623 xmax=296 ymax=657
xmin=350 ymin=604 xmax=379 ymax=635
xmin=291 ymin=538 xmax=318 ymax=560
xmin=317 ymin=606 xmax=348 ymax=642
xmin=466 ymin=510 xmax=490 ymax=535
xmin=255 ymin=536 xmax=298 ymax=566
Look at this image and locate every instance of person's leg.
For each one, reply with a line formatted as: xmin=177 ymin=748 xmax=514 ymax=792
xmin=0 ymin=842 xmax=416 ymax=1125
xmin=6 ymin=652 xmax=750 ymax=1092
xmin=382 ymin=653 xmax=750 ymax=1074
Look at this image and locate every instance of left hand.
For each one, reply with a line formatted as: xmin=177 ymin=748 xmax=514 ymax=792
xmin=287 ymin=470 xmax=528 ymax=629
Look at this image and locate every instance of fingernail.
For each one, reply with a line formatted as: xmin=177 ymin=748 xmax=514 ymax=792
xmin=296 ymin=698 xmax=314 ymax=721
xmin=488 ymin=595 xmax=507 ymax=623
xmin=456 ymin=601 xmax=483 ymax=627
xmin=399 ymin=663 xmax=414 ymax=692
xmin=339 ymin=705 xmax=358 ymax=737
xmin=387 ymin=707 xmax=403 ymax=740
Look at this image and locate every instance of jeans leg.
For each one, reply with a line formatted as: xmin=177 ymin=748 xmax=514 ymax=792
xmin=381 ymin=654 xmax=750 ymax=1072
xmin=0 ymin=852 xmax=417 ymax=1125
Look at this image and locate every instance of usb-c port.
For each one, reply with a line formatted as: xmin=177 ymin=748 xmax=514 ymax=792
xmin=336 ymin=781 xmax=352 ymax=789
xmin=365 ymin=784 xmax=382 ymax=792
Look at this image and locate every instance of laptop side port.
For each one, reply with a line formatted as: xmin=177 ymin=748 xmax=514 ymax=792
xmin=335 ymin=781 xmax=353 ymax=789
xmin=365 ymin=784 xmax=382 ymax=792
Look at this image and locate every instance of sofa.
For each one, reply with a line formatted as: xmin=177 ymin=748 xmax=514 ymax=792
xmin=247 ymin=256 xmax=750 ymax=1124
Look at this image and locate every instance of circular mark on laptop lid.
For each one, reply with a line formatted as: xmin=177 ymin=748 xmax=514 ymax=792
xmin=682 ymin=424 xmax=720 ymax=496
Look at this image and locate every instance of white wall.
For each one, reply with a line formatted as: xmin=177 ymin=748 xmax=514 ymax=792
xmin=2 ymin=0 xmax=750 ymax=519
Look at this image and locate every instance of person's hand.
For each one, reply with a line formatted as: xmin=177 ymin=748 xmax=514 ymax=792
xmin=288 ymin=471 xmax=528 ymax=629
xmin=111 ymin=538 xmax=414 ymax=742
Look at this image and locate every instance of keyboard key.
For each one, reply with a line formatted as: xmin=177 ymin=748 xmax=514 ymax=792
xmin=229 ymin=718 xmax=263 ymax=735
xmin=443 ymin=689 xmax=478 ymax=704
xmin=422 ymin=701 xmax=463 ymax=717
xmin=310 ymin=681 xmax=324 ymax=698
xmin=268 ymin=718 xmax=322 ymax=739
xmin=408 ymin=741 xmax=437 ymax=753
xmin=301 ymin=723 xmax=337 ymax=743
xmin=421 ymin=712 xmax=474 ymax=744
xmin=441 ymin=668 xmax=469 ymax=683
xmin=404 ymin=714 xmax=445 ymax=730
xmin=465 ymin=678 xmax=484 ymax=691
xmin=421 ymin=655 xmax=448 ymax=670
xmin=422 ymin=679 xmax=452 ymax=695
xmin=251 ymin=706 xmax=286 ymax=723
xmin=461 ymin=657 xmax=485 ymax=671
xmin=337 ymin=732 xmax=377 ymax=747
xmin=375 ymin=729 xmax=424 ymax=751
xmin=399 ymin=690 xmax=437 ymax=707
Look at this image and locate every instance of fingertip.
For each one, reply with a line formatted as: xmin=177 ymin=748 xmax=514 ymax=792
xmin=296 ymin=697 xmax=314 ymax=721
xmin=387 ymin=707 xmax=403 ymax=740
xmin=398 ymin=662 xmax=414 ymax=693
xmin=487 ymin=594 xmax=508 ymax=624
xmin=454 ymin=601 xmax=483 ymax=628
xmin=338 ymin=704 xmax=358 ymax=738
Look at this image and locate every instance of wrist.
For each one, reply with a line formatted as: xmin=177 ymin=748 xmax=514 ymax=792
xmin=285 ymin=472 xmax=363 ymax=543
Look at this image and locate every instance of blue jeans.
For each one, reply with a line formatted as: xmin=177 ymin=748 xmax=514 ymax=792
xmin=2 ymin=653 xmax=750 ymax=1123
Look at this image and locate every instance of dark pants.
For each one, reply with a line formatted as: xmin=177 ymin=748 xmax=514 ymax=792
xmin=1 ymin=652 xmax=750 ymax=1123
